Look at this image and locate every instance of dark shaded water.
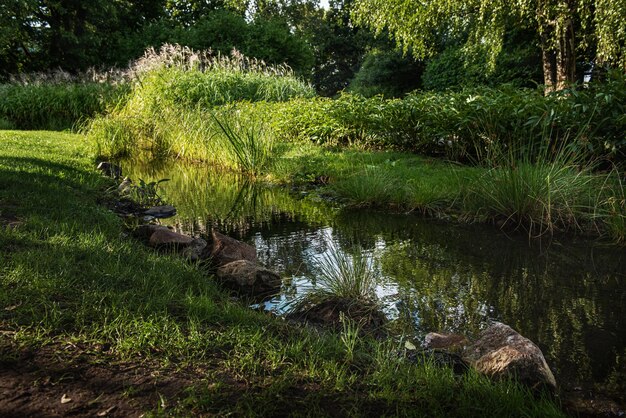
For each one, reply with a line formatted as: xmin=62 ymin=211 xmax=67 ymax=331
xmin=125 ymin=161 xmax=625 ymax=402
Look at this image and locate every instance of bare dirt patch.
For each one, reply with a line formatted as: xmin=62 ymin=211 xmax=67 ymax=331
xmin=0 ymin=341 xmax=201 ymax=417
xmin=0 ymin=207 xmax=23 ymax=229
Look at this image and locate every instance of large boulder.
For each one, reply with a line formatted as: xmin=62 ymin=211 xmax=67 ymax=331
xmin=216 ymin=260 xmax=281 ymax=295
xmin=205 ymin=230 xmax=256 ymax=267
xmin=463 ymin=322 xmax=557 ymax=391
xmin=132 ymin=224 xmax=170 ymax=242
xmin=149 ymin=228 xmax=194 ymax=248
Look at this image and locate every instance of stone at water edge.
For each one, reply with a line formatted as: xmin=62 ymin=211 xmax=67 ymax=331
xmin=117 ymin=177 xmax=132 ymax=194
xmin=144 ymin=205 xmax=176 ymax=219
xmin=216 ymin=260 xmax=282 ymax=294
xmin=97 ymin=161 xmax=122 ymax=178
xmin=182 ymin=238 xmax=208 ymax=262
xmin=132 ymin=224 xmax=170 ymax=242
xmin=205 ymin=230 xmax=257 ymax=267
xmin=424 ymin=332 xmax=469 ymax=352
xmin=463 ymin=322 xmax=557 ymax=392
xmin=148 ymin=228 xmax=194 ymax=248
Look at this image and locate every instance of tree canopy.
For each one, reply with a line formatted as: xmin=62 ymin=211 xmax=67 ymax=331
xmin=353 ymin=0 xmax=626 ymax=90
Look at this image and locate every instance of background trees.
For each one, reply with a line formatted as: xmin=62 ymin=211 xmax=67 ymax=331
xmin=1 ymin=0 xmax=624 ymax=93
xmin=353 ymin=0 xmax=626 ymax=91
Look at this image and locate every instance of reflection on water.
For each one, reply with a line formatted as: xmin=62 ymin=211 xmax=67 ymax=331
xmin=124 ymin=160 xmax=625 ymax=400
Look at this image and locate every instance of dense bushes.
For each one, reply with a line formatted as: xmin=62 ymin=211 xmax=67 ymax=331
xmin=348 ymin=49 xmax=424 ymax=98
xmin=422 ymin=43 xmax=542 ymax=91
xmin=271 ymin=75 xmax=626 ymax=165
xmin=0 ymin=81 xmax=127 ymax=130
xmin=88 ymin=45 xmax=313 ymax=170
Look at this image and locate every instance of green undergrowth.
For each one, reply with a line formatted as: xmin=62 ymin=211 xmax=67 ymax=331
xmin=0 ymin=82 xmax=128 ymax=130
xmin=86 ymin=45 xmax=313 ymax=168
xmin=0 ymin=130 xmax=564 ymax=416
xmin=82 ymin=48 xmax=624 ymax=240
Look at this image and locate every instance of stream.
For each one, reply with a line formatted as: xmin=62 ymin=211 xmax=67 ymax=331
xmin=124 ymin=160 xmax=626 ymax=405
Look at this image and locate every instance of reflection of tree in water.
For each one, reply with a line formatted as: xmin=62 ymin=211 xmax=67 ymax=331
xmin=378 ymin=234 xmax=624 ymax=396
xmin=122 ymin=159 xmax=337 ymax=237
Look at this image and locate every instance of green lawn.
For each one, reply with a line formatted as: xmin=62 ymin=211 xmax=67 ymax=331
xmin=0 ymin=130 xmax=564 ymax=416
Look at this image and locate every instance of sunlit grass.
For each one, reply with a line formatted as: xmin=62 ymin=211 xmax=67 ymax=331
xmin=0 ymin=130 xmax=567 ymax=416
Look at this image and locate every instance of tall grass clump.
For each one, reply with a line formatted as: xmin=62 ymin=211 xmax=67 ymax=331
xmin=462 ymin=143 xmax=599 ymax=236
xmin=288 ymin=242 xmax=385 ymax=330
xmin=88 ymin=44 xmax=313 ymax=165
xmin=0 ymin=70 xmax=128 ymax=130
xmin=592 ymin=171 xmax=626 ymax=243
xmin=212 ymin=108 xmax=276 ymax=176
xmin=332 ymin=166 xmax=400 ymax=206
xmin=315 ymin=246 xmax=378 ymax=300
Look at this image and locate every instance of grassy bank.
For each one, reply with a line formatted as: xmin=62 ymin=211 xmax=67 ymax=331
xmin=0 ymin=130 xmax=565 ymax=416
xmin=80 ymin=46 xmax=624 ymax=242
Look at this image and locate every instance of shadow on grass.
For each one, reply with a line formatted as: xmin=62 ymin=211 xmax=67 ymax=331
xmin=0 ymin=135 xmax=567 ymax=417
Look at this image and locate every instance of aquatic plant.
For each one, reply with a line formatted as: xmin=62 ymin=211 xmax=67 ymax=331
xmin=314 ymin=244 xmax=378 ymax=300
xmin=462 ymin=143 xmax=597 ymax=236
xmin=212 ymin=109 xmax=275 ymax=176
xmin=288 ymin=242 xmax=384 ymax=330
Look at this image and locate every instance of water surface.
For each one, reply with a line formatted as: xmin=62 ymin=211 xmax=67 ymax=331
xmin=125 ymin=161 xmax=626 ymax=401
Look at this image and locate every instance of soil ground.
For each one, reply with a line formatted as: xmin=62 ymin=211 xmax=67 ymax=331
xmin=0 ymin=339 xmax=201 ymax=417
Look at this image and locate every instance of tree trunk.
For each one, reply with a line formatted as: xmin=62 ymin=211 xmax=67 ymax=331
xmin=555 ymin=16 xmax=576 ymax=91
xmin=538 ymin=1 xmax=577 ymax=94
xmin=541 ymin=32 xmax=557 ymax=94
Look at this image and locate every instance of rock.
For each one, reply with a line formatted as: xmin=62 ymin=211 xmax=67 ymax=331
xmin=148 ymin=228 xmax=194 ymax=248
xmin=216 ymin=260 xmax=281 ymax=295
xmin=205 ymin=230 xmax=256 ymax=267
xmin=144 ymin=205 xmax=176 ymax=219
xmin=287 ymin=297 xmax=386 ymax=333
xmin=563 ymin=392 xmax=626 ymax=418
xmin=97 ymin=161 xmax=122 ymax=178
xmin=424 ymin=332 xmax=468 ymax=352
xmin=463 ymin=322 xmax=557 ymax=391
xmin=182 ymin=238 xmax=208 ymax=262
xmin=117 ymin=177 xmax=132 ymax=194
xmin=132 ymin=224 xmax=170 ymax=242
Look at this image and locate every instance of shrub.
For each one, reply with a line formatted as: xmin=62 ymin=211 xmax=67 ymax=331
xmin=0 ymin=81 xmax=127 ymax=130
xmin=272 ymin=75 xmax=626 ymax=165
xmin=423 ymin=35 xmax=542 ymax=91
xmin=349 ymin=49 xmax=423 ymax=98
xmin=88 ymin=44 xmax=313 ymax=166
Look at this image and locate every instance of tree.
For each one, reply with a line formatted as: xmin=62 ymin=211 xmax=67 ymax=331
xmin=302 ymin=0 xmax=374 ymax=95
xmin=0 ymin=0 xmax=38 ymax=77
xmin=353 ymin=0 xmax=626 ymax=92
xmin=349 ymin=48 xmax=424 ymax=97
xmin=0 ymin=0 xmax=169 ymax=77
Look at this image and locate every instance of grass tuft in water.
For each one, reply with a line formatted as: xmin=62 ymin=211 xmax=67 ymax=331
xmin=288 ymin=243 xmax=385 ymax=330
xmin=463 ymin=143 xmax=598 ymax=236
xmin=212 ymin=110 xmax=275 ymax=176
